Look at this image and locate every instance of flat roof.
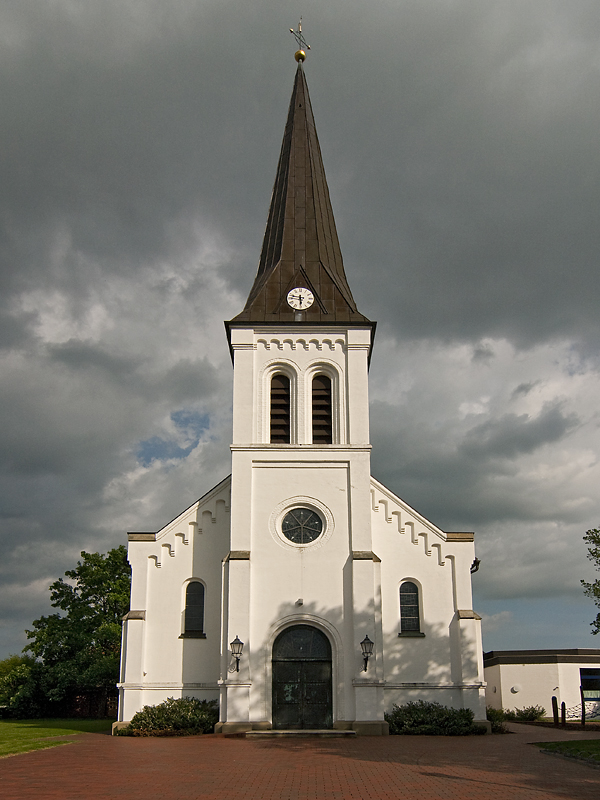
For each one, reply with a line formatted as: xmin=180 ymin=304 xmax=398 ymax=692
xmin=484 ymin=649 xmax=600 ymax=667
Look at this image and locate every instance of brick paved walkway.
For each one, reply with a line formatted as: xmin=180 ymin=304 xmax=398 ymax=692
xmin=1 ymin=723 xmax=600 ymax=800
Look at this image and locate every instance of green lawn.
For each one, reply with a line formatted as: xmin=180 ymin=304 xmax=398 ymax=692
xmin=0 ymin=719 xmax=114 ymax=758
xmin=533 ymin=739 xmax=600 ymax=764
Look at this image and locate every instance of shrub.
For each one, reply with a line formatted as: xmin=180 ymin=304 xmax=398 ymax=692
xmin=514 ymin=705 xmax=546 ymax=722
xmin=486 ymin=705 xmax=510 ymax=734
xmin=485 ymin=705 xmax=546 ymax=730
xmin=385 ymin=700 xmax=486 ymax=736
xmin=118 ymin=697 xmax=219 ymax=736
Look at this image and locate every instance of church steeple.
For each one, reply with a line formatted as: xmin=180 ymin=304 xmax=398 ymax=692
xmin=229 ymin=62 xmax=372 ymax=326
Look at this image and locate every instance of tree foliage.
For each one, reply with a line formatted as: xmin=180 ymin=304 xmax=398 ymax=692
xmin=2 ymin=547 xmax=130 ymax=717
xmin=0 ymin=655 xmax=36 ymax=708
xmin=582 ymin=528 xmax=600 ymax=635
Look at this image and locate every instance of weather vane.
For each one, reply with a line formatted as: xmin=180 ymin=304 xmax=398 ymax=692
xmin=290 ymin=18 xmax=310 ymax=62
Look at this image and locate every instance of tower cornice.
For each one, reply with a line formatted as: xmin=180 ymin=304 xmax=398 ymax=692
xmin=224 ymin=320 xmax=377 ymax=364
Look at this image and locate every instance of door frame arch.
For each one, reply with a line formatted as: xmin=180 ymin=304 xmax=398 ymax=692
xmin=272 ymin=624 xmax=333 ymax=729
xmin=265 ymin=615 xmax=343 ymax=727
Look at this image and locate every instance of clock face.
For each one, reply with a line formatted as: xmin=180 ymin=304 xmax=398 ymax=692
xmin=281 ymin=508 xmax=323 ymax=544
xmin=287 ymin=287 xmax=314 ymax=310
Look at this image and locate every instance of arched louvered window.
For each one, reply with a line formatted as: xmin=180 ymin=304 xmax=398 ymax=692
xmin=312 ymin=375 xmax=332 ymax=444
xmin=183 ymin=582 xmax=205 ymax=637
xmin=270 ymin=374 xmax=291 ymax=443
xmin=399 ymin=581 xmax=420 ymax=633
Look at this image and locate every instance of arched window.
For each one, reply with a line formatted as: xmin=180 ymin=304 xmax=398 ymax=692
xmin=270 ymin=374 xmax=291 ymax=443
xmin=312 ymin=374 xmax=332 ymax=444
xmin=183 ymin=582 xmax=205 ymax=637
xmin=399 ymin=581 xmax=420 ymax=633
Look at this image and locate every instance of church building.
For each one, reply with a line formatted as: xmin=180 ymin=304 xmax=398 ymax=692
xmin=117 ymin=53 xmax=487 ymax=734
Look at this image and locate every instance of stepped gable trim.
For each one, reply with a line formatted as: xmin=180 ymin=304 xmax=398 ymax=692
xmin=129 ymin=476 xmax=231 ymax=542
xmin=484 ymin=649 xmax=600 ymax=667
xmin=155 ymin=475 xmax=231 ymax=541
xmin=369 ymin=476 xmax=447 ymax=542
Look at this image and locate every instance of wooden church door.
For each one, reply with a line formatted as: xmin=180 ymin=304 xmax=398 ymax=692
xmin=272 ymin=625 xmax=333 ymax=729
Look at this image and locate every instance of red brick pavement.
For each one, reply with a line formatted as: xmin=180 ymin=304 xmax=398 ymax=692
xmin=1 ymin=723 xmax=599 ymax=800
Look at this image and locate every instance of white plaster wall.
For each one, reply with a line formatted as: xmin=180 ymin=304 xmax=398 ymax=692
xmin=484 ymin=660 xmax=600 ymax=714
xmin=484 ymin=663 xmax=503 ymax=710
xmin=230 ymin=326 xmax=372 ymax=448
xmin=558 ymin=662 xmax=591 ymax=709
xmin=225 ymin=325 xmax=379 ymax=726
xmin=121 ymin=321 xmax=486 ymax=728
xmin=118 ymin=479 xmax=231 ymax=720
xmin=485 ymin=662 xmax=559 ymax=712
xmin=237 ymin=457 xmax=373 ymax=725
xmin=370 ymin=478 xmax=485 ymax=718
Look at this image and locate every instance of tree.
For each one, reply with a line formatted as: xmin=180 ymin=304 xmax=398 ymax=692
xmin=582 ymin=528 xmax=600 ymax=635
xmin=5 ymin=546 xmax=131 ymax=717
xmin=0 ymin=655 xmax=36 ymax=708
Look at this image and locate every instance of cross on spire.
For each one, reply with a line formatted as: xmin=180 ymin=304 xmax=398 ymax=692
xmin=290 ymin=18 xmax=310 ymax=60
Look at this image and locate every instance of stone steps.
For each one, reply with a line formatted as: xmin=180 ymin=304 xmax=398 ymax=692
xmin=242 ymin=729 xmax=357 ymax=738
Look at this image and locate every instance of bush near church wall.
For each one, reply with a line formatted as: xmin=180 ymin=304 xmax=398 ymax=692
xmin=116 ymin=697 xmax=219 ymax=736
xmin=385 ymin=701 xmax=486 ymax=736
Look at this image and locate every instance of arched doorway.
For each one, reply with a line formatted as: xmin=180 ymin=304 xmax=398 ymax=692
xmin=272 ymin=625 xmax=333 ymax=729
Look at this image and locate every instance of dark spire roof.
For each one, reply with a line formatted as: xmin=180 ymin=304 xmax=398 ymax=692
xmin=229 ymin=63 xmax=372 ymax=326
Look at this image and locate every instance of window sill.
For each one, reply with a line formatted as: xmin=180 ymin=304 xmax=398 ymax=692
xmin=398 ymin=631 xmax=425 ymax=638
xmin=179 ymin=632 xmax=207 ymax=639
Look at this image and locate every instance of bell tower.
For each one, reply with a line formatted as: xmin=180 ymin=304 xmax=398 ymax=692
xmin=219 ymin=55 xmax=386 ymax=734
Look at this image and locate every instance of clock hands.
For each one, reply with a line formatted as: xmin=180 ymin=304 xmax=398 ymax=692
xmin=289 ymin=292 xmax=305 ymax=307
xmin=286 ymin=287 xmax=315 ymax=310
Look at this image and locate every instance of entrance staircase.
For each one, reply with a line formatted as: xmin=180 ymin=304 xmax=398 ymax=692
xmin=226 ymin=729 xmax=357 ymax=739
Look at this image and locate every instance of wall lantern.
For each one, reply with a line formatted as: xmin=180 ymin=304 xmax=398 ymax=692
xmin=230 ymin=636 xmax=244 ymax=672
xmin=360 ymin=635 xmax=374 ymax=672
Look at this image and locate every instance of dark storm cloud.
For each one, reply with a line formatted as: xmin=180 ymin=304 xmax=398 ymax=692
xmin=370 ymin=392 xmax=585 ymax=531
xmin=2 ymin=1 xmax=599 ymax=349
xmin=511 ymin=381 xmax=539 ymax=399
xmin=48 ymin=340 xmax=142 ymax=376
xmin=47 ymin=340 xmax=219 ymax=404
xmin=313 ymin=1 xmax=600 ymax=350
xmin=460 ymin=404 xmax=580 ymax=461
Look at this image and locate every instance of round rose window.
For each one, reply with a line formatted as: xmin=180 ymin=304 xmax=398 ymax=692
xmin=281 ymin=508 xmax=323 ymax=544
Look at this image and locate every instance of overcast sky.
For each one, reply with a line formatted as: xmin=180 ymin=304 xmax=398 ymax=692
xmin=2 ymin=0 xmax=600 ymax=659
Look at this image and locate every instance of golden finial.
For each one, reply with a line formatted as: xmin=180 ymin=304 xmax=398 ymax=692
xmin=290 ymin=18 xmax=310 ymax=62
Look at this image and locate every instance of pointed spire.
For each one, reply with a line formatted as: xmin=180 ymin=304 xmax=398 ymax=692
xmin=230 ymin=63 xmax=371 ymax=325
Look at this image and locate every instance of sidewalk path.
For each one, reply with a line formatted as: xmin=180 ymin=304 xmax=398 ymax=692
xmin=1 ymin=723 xmax=599 ymax=800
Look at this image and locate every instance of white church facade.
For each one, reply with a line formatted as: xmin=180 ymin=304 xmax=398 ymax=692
xmin=117 ymin=57 xmax=487 ymax=734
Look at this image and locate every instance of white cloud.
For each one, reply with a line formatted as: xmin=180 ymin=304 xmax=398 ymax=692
xmin=480 ymin=610 xmax=513 ymax=634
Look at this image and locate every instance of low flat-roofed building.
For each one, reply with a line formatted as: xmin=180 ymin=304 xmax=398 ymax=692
xmin=484 ymin=649 xmax=600 ymax=715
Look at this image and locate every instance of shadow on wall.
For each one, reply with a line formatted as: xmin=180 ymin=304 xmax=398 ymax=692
xmin=228 ymin=595 xmax=483 ymax=721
